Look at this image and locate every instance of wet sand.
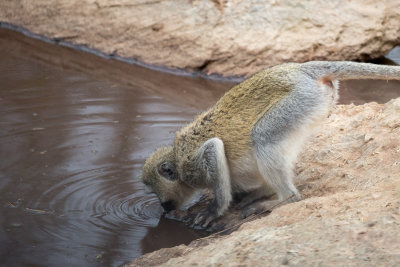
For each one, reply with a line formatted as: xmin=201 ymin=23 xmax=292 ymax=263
xmin=0 ymin=28 xmax=399 ymax=267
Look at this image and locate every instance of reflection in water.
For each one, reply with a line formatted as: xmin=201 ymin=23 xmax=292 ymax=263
xmin=0 ymin=32 xmax=211 ymax=266
xmin=340 ymin=79 xmax=400 ymax=105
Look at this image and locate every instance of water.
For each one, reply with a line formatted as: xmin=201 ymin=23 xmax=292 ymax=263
xmin=0 ymin=28 xmax=399 ymax=267
xmin=0 ymin=28 xmax=230 ymax=267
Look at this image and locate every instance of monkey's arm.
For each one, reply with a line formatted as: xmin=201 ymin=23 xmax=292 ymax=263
xmin=192 ymin=138 xmax=232 ymax=227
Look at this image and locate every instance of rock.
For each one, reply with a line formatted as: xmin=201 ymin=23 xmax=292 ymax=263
xmin=1 ymin=0 xmax=399 ymax=77
xmin=128 ymin=98 xmax=400 ymax=266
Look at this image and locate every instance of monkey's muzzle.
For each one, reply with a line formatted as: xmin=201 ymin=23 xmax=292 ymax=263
xmin=161 ymin=200 xmax=175 ymax=213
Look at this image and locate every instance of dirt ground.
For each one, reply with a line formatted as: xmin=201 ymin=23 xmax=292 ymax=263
xmin=130 ymin=99 xmax=400 ymax=266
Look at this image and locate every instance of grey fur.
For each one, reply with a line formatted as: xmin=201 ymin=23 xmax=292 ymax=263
xmin=301 ymin=61 xmax=400 ymax=80
xmin=248 ymin=61 xmax=400 ymax=214
xmin=142 ymin=61 xmax=400 ymax=225
xmin=252 ymin=74 xmax=323 ymax=145
xmin=193 ymin=138 xmax=231 ymax=225
xmin=250 ymin=80 xmax=324 ymax=209
xmin=195 ymin=138 xmax=231 ymax=217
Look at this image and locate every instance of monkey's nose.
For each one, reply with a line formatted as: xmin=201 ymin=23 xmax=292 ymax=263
xmin=161 ymin=201 xmax=175 ymax=213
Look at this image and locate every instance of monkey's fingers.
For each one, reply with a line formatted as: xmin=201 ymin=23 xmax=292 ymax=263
xmin=193 ymin=212 xmax=207 ymax=226
xmin=193 ymin=211 xmax=218 ymax=228
xmin=202 ymin=214 xmax=218 ymax=228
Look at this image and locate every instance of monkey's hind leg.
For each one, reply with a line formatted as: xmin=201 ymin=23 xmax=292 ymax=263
xmin=241 ymin=148 xmax=301 ymax=219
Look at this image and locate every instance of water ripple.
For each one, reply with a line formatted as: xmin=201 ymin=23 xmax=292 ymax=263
xmin=35 ymin=167 xmax=163 ymax=240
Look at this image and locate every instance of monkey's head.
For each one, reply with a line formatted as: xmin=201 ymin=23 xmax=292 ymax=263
xmin=142 ymin=146 xmax=197 ymax=213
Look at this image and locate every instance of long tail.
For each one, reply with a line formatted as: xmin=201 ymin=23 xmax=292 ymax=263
xmin=300 ymin=61 xmax=400 ymax=81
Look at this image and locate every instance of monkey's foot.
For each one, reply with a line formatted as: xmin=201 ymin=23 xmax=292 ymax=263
xmin=240 ymin=199 xmax=282 ymax=219
xmin=193 ymin=209 xmax=219 ymax=228
xmin=236 ymin=195 xmax=259 ymax=209
xmin=234 ymin=187 xmax=276 ymax=210
xmin=237 ymin=192 xmax=274 ymax=210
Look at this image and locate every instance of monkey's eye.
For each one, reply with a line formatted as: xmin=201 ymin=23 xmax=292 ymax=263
xmin=158 ymin=162 xmax=178 ymax=181
xmin=160 ymin=163 xmax=173 ymax=176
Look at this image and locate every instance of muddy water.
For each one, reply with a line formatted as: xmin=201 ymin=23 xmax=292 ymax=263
xmin=0 ymin=29 xmax=231 ymax=267
xmin=1 ymin=28 xmax=400 ymax=267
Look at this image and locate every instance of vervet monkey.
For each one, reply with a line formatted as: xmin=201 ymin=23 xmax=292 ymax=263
xmin=142 ymin=61 xmax=400 ymax=227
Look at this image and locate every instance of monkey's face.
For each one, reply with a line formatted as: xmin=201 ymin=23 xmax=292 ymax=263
xmin=142 ymin=146 xmax=196 ymax=213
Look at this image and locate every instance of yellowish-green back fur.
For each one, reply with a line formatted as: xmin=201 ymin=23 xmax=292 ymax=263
xmin=175 ymin=63 xmax=301 ymax=163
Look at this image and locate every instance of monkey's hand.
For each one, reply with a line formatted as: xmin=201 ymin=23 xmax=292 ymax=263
xmin=193 ymin=202 xmax=220 ymax=228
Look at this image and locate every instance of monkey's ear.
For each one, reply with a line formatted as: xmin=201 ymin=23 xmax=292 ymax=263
xmin=158 ymin=162 xmax=178 ymax=181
